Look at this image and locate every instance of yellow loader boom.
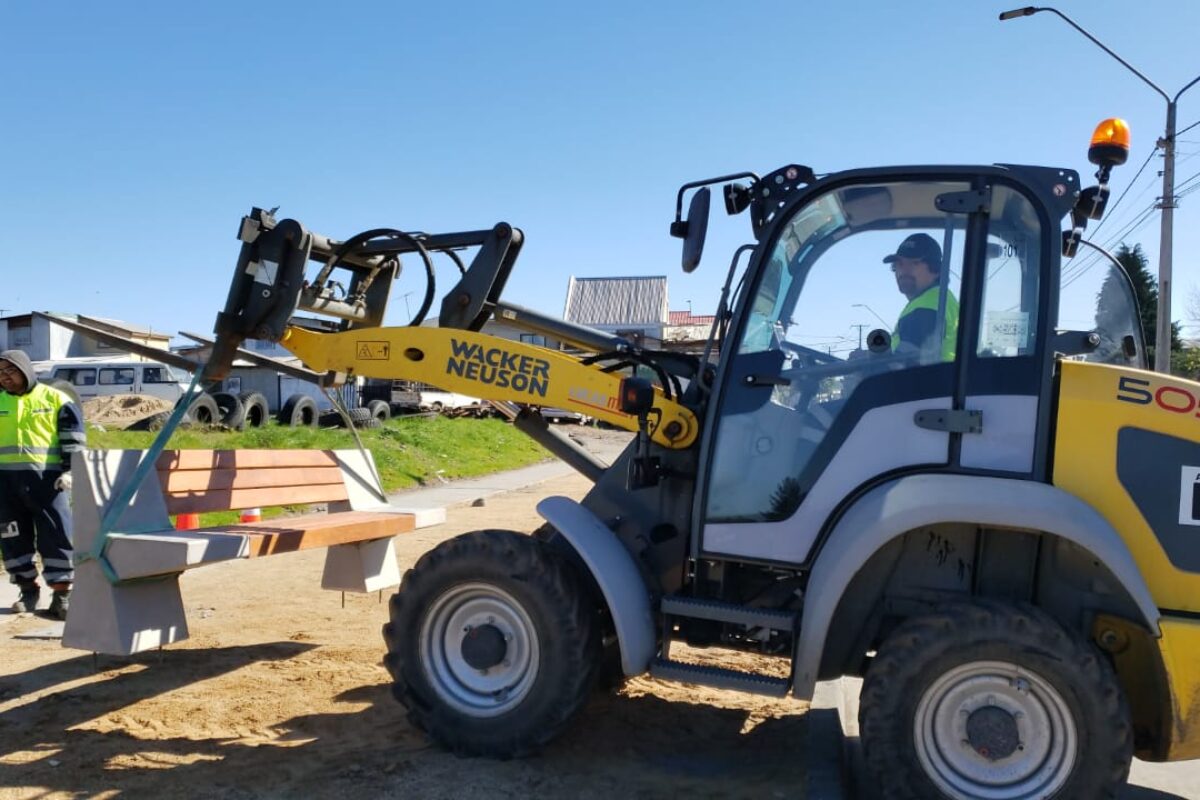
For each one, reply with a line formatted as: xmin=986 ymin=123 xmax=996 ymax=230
xmin=280 ymin=325 xmax=698 ymax=449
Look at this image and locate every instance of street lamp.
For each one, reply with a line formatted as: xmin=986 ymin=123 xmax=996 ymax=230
xmin=852 ymin=303 xmax=891 ymax=328
xmin=1001 ymin=6 xmax=1200 ymax=372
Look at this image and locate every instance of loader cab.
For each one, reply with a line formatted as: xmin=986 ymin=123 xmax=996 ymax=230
xmin=697 ymin=166 xmax=1088 ymax=565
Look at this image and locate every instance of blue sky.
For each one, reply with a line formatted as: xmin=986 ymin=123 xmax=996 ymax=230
xmin=3 ymin=1 xmax=1199 ymax=342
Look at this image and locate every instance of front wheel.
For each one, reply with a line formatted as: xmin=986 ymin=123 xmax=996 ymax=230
xmin=383 ymin=530 xmax=600 ymax=757
xmin=859 ymin=601 xmax=1131 ymax=800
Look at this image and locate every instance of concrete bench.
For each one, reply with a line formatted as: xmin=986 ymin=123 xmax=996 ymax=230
xmin=62 ymin=448 xmax=443 ymax=655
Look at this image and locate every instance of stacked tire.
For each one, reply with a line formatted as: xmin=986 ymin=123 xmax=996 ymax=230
xmin=277 ymin=394 xmax=318 ymax=427
xmin=239 ymin=392 xmax=270 ymax=428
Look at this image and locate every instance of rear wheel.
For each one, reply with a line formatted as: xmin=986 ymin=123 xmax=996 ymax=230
xmin=383 ymin=529 xmax=600 ymax=757
xmin=859 ymin=601 xmax=1131 ymax=800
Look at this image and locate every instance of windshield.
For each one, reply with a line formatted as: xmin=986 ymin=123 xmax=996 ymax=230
xmin=1058 ymin=251 xmax=1147 ymax=368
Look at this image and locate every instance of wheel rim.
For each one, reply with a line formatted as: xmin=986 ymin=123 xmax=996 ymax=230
xmin=418 ymin=582 xmax=539 ymax=718
xmin=913 ymin=659 xmax=1077 ymax=799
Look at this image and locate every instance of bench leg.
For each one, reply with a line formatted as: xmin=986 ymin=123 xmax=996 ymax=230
xmin=61 ymin=561 xmax=190 ymax=655
xmin=321 ymin=537 xmax=401 ymax=594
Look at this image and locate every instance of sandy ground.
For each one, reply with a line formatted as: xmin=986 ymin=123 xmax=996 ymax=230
xmin=82 ymin=395 xmax=174 ymax=429
xmin=0 ymin=439 xmax=809 ymax=799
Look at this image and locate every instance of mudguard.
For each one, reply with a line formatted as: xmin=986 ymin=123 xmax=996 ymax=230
xmin=791 ymin=473 xmax=1161 ymax=700
xmin=536 ymin=496 xmax=656 ymax=675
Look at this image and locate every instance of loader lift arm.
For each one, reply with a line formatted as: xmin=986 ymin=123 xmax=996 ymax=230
xmin=203 ymin=208 xmax=700 ymax=450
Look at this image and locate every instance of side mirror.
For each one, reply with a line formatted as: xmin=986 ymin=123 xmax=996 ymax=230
xmin=680 ymin=187 xmax=711 ymax=273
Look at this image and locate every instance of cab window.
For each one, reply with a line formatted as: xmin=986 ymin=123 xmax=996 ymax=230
xmin=707 ymin=180 xmax=968 ymax=523
xmin=976 ymin=186 xmax=1042 ymax=358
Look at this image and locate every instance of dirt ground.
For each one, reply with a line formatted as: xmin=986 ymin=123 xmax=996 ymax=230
xmin=82 ymin=395 xmax=174 ymax=429
xmin=0 ymin=457 xmax=810 ymax=798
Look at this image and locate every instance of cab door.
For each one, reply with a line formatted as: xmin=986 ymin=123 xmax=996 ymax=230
xmin=696 ymin=176 xmax=1051 ymax=563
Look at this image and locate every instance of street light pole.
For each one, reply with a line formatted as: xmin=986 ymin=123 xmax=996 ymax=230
xmin=852 ymin=303 xmax=891 ymax=329
xmin=1001 ymin=6 xmax=1200 ymax=372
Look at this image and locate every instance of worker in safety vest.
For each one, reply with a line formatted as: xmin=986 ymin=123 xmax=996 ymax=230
xmin=884 ymin=233 xmax=959 ymax=362
xmin=0 ymin=349 xmax=86 ymax=619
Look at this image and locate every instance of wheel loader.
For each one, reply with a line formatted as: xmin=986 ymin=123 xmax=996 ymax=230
xmin=187 ymin=118 xmax=1199 ymax=799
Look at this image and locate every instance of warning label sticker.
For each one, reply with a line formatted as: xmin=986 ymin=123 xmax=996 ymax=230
xmin=356 ymin=341 xmax=391 ymax=360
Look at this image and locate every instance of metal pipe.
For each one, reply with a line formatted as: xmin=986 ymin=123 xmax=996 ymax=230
xmin=492 ymin=301 xmax=630 ymax=354
xmin=512 ymin=408 xmax=606 ymax=482
xmin=297 ymin=290 xmax=370 ymax=322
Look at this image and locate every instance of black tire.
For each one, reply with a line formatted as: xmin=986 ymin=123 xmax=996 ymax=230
xmin=367 ymin=399 xmax=391 ymax=422
xmin=383 ymin=530 xmax=600 ymax=757
xmin=210 ymin=391 xmax=246 ymax=430
xmin=187 ymin=393 xmax=221 ymax=426
xmin=324 ymin=407 xmax=376 ymax=428
xmin=137 ymin=409 xmax=194 ymax=431
xmin=277 ymin=394 xmax=317 ymax=427
xmin=859 ymin=601 xmax=1132 ymax=800
xmin=347 ymin=407 xmax=374 ymax=426
xmin=239 ymin=392 xmax=270 ymax=428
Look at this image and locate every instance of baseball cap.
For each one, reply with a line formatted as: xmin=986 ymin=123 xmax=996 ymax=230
xmin=883 ymin=233 xmax=942 ymax=271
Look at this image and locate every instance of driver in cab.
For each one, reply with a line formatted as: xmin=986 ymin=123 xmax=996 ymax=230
xmin=885 ymin=233 xmax=959 ymax=362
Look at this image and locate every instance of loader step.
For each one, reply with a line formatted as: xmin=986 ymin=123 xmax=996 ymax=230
xmin=660 ymin=595 xmax=798 ymax=631
xmin=650 ymin=657 xmax=791 ymax=697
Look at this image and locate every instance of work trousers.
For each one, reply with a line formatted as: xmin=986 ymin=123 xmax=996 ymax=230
xmin=0 ymin=470 xmax=74 ymax=586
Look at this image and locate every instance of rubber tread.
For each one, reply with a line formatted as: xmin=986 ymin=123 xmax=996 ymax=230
xmin=859 ymin=599 xmax=1132 ymax=800
xmin=382 ymin=529 xmax=600 ymax=758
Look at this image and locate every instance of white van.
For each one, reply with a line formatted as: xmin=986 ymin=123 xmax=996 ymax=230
xmin=47 ymin=359 xmax=192 ymax=402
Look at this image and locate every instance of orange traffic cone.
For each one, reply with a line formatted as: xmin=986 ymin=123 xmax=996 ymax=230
xmin=239 ymin=507 xmax=262 ymax=523
xmin=175 ymin=512 xmax=201 ymax=531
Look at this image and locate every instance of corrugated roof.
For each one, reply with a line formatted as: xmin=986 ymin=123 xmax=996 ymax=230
xmin=74 ymin=314 xmax=171 ymax=340
xmin=563 ymin=277 xmax=668 ymax=326
xmin=668 ymin=311 xmax=716 ymax=326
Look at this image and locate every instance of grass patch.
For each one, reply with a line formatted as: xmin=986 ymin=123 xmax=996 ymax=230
xmin=89 ymin=416 xmax=550 ymax=526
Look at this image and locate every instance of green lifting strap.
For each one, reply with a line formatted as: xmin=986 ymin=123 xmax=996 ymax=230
xmin=76 ymin=370 xmax=214 ymax=584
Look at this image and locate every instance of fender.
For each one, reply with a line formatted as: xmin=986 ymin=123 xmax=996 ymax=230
xmin=791 ymin=473 xmax=1162 ymax=700
xmin=537 ymin=496 xmax=655 ymax=675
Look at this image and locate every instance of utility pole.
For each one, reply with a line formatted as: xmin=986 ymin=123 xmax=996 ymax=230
xmin=1001 ymin=6 xmax=1200 ymax=372
xmin=851 ymin=324 xmax=868 ymax=350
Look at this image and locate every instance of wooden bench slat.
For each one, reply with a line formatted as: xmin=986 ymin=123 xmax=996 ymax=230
xmin=157 ymin=450 xmax=341 ymax=471
xmin=165 ymin=483 xmax=350 ymax=515
xmin=160 ymin=466 xmax=347 ymax=493
xmin=206 ymin=510 xmax=416 ymax=556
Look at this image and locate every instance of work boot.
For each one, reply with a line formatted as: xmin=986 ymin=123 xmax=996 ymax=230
xmin=47 ymin=589 xmax=70 ymax=621
xmin=12 ymin=585 xmax=39 ymax=614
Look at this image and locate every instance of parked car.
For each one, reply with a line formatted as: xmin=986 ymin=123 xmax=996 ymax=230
xmin=45 ymin=359 xmax=192 ymax=402
xmin=539 ymin=407 xmax=590 ymax=424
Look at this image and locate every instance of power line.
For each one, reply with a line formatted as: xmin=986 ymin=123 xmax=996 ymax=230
xmin=1086 ymin=146 xmax=1158 ymax=241
xmin=1062 ymin=199 xmax=1159 ymax=289
xmin=1061 ymin=203 xmax=1160 ymax=290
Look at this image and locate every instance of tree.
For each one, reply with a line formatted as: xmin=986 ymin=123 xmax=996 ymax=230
xmin=1111 ymin=243 xmax=1181 ymax=361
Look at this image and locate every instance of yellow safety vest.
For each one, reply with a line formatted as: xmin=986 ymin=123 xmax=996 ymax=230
xmin=891 ymin=284 xmax=960 ymax=362
xmin=0 ymin=383 xmax=73 ymax=471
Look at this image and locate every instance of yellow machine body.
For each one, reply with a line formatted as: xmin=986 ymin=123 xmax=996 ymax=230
xmin=1054 ymin=360 xmax=1200 ymax=760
